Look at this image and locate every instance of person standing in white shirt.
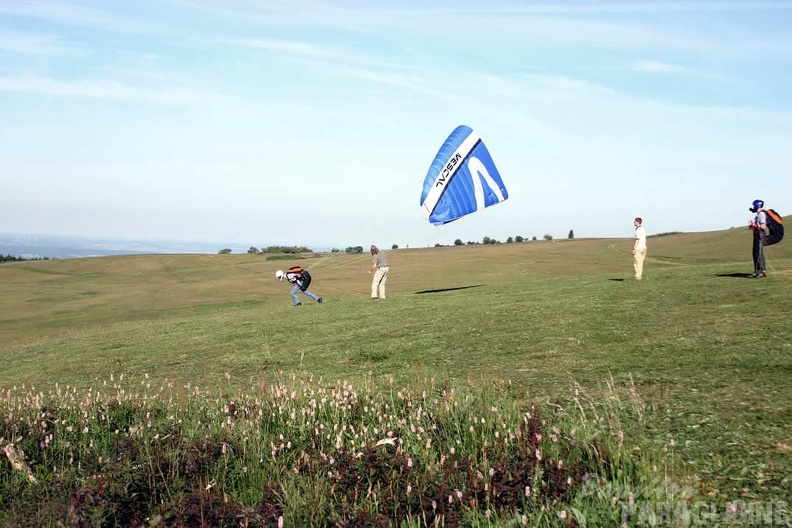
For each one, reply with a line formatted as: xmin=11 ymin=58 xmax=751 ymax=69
xmin=633 ymin=217 xmax=647 ymax=280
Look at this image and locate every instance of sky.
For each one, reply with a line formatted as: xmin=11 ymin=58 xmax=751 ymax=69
xmin=1 ymin=1 xmax=791 ymax=250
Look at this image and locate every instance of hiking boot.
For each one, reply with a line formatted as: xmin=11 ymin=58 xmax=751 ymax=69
xmin=294 ymin=303 xmax=302 ymax=306
xmin=317 ymin=298 xmax=323 ymax=304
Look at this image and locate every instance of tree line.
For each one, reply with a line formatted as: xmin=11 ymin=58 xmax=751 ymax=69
xmin=220 ymin=232 xmax=576 ymax=254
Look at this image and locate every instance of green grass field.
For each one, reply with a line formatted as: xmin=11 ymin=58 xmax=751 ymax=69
xmin=2 ymin=225 xmax=791 ymax=524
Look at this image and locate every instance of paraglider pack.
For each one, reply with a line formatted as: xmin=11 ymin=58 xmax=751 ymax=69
xmin=763 ymin=209 xmax=784 ymax=246
xmin=287 ymin=266 xmax=312 ymax=291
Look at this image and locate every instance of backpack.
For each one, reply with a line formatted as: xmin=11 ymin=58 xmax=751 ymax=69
xmin=288 ymin=266 xmax=312 ymax=291
xmin=764 ymin=208 xmax=784 ymax=246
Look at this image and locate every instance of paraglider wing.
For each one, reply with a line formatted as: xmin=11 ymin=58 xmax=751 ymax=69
xmin=420 ymin=125 xmax=508 ymax=226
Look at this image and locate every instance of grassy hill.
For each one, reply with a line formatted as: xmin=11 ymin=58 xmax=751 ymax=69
xmin=1 ymin=225 xmax=791 ymax=523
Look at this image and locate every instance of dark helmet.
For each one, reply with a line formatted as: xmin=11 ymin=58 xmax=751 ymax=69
xmin=750 ymin=199 xmax=764 ymax=213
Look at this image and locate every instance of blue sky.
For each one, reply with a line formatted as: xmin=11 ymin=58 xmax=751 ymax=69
xmin=1 ymin=1 xmax=790 ymax=250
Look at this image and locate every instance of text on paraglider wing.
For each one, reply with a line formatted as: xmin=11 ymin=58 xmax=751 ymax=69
xmin=436 ymin=152 xmax=463 ymax=187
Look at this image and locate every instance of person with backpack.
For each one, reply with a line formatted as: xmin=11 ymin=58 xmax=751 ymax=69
xmin=275 ymin=266 xmax=323 ymax=306
xmin=748 ymin=199 xmax=785 ymax=278
xmin=748 ymin=200 xmax=767 ymax=278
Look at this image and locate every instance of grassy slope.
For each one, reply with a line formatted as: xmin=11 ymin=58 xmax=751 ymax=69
xmin=1 ymin=225 xmax=791 ymax=501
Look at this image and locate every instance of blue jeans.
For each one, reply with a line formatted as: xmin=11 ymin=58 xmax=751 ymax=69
xmin=291 ymin=284 xmax=319 ymax=305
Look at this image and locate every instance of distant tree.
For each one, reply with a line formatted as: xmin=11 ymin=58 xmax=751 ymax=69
xmin=218 ymin=248 xmax=232 ymax=254
xmin=506 ymin=236 xmax=514 ymax=243
xmin=391 ymin=244 xmax=399 ymax=249
xmin=434 ymin=243 xmax=444 ymax=247
xmin=543 ymin=234 xmax=553 ymax=241
xmin=345 ymin=246 xmax=364 ymax=254
xmin=482 ymin=236 xmax=492 ymax=245
xmin=1 ymin=254 xmax=49 ymax=263
xmin=263 ymin=245 xmax=313 ymax=254
xmin=568 ymin=230 xmax=574 ymax=240
xmin=532 ymin=236 xmax=538 ymax=241
xmin=247 ymin=246 xmax=260 ymax=254
xmin=454 ymin=239 xmax=464 ymax=246
xmin=466 ymin=241 xmax=478 ymax=245
xmin=331 ymin=248 xmax=341 ymax=253
xmin=515 ymin=235 xmax=524 ymax=243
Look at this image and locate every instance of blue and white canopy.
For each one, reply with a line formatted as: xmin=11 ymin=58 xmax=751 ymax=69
xmin=420 ymin=125 xmax=508 ymax=226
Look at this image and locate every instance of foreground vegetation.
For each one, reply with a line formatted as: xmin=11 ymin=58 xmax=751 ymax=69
xmin=2 ymin=375 xmax=683 ymax=526
xmin=1 ymin=226 xmax=791 ymax=525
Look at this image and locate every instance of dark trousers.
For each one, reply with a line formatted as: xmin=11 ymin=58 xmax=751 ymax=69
xmin=753 ymin=233 xmax=766 ymax=274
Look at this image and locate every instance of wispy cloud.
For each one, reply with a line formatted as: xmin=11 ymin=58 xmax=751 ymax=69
xmin=0 ymin=2 xmax=175 ymax=37
xmin=216 ymin=37 xmax=345 ymax=61
xmin=624 ymin=59 xmax=732 ymax=82
xmin=215 ymin=35 xmax=434 ymax=74
xmin=630 ymin=59 xmax=689 ymax=74
xmin=0 ymin=73 xmax=332 ymax=118
xmin=381 ymin=1 xmax=792 ymax=15
xmin=0 ymin=74 xmax=211 ymax=104
xmin=0 ymin=32 xmax=82 ymax=56
xmin=170 ymin=0 xmax=373 ymax=34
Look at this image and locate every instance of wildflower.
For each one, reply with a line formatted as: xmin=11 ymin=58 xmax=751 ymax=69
xmin=525 ymin=486 xmax=531 ymax=497
xmin=489 ymin=467 xmax=495 ymax=477
xmin=456 ymin=490 xmax=462 ymax=500
xmin=560 ymin=510 xmax=567 ymax=520
xmin=432 ymin=501 xmax=437 ymax=511
xmin=535 ymin=449 xmax=542 ymax=460
xmin=278 ymin=516 xmax=284 ymax=528
xmin=670 ymin=439 xmax=676 ymax=447
xmin=406 ymin=484 xmax=412 ymax=495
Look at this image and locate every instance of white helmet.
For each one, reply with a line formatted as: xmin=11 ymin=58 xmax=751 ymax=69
xmin=275 ymin=270 xmax=285 ymax=281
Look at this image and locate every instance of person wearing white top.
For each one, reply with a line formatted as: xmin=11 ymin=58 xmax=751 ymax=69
xmin=633 ymin=217 xmax=647 ymax=280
